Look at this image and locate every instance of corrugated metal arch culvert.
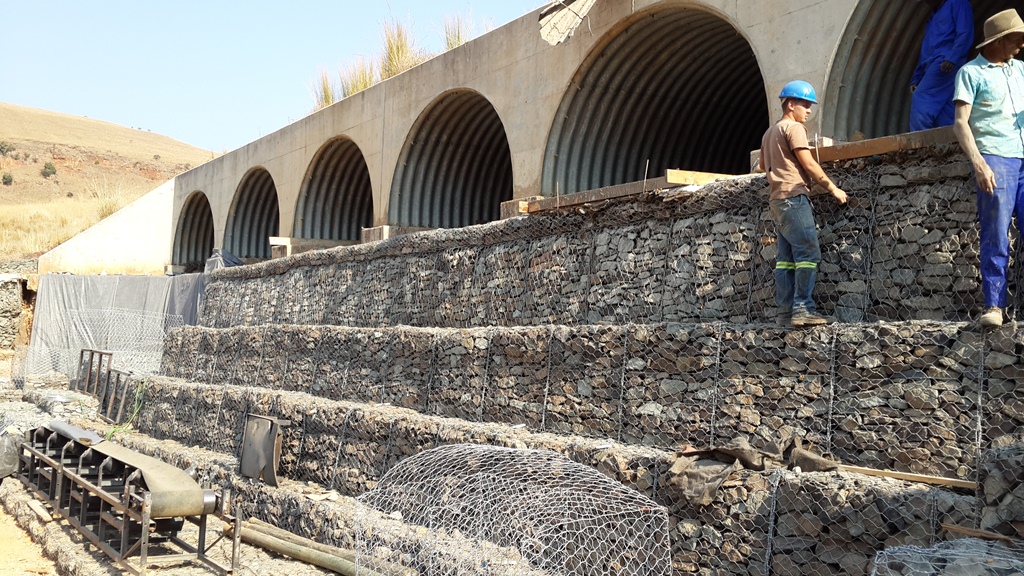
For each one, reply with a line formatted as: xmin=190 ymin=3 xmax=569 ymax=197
xmin=225 ymin=168 xmax=280 ymax=260
xmin=173 ymin=191 xmax=214 ymax=272
xmin=389 ymin=90 xmax=513 ymax=229
xmin=543 ymin=7 xmax=769 ymax=197
xmin=824 ymin=0 xmax=1020 ymax=141
xmin=295 ymin=138 xmax=373 ymax=241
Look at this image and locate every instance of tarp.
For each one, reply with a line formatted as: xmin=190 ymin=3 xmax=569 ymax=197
xmin=23 ymin=274 xmax=204 ymax=378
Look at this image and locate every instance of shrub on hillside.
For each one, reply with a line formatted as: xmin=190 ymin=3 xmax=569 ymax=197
xmin=0 ymin=141 xmax=14 ymax=156
xmin=2 ymin=173 xmax=12 ymax=186
xmin=40 ymin=162 xmax=57 ymax=178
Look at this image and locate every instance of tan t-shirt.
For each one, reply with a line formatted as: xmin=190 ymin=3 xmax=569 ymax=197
xmin=761 ymin=119 xmax=812 ymax=201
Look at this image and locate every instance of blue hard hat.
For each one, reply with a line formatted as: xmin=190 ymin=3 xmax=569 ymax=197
xmin=779 ymin=80 xmax=818 ymax=104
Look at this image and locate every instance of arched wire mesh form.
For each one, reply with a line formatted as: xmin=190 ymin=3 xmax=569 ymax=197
xmin=174 ymin=191 xmax=215 ymax=272
xmin=824 ymin=0 xmax=1021 ymax=141
xmin=543 ymin=6 xmax=769 ymax=196
xmin=356 ymin=444 xmax=671 ymax=576
xmin=295 ymin=138 xmax=373 ymax=241
xmin=871 ymin=539 xmax=1024 ymax=576
xmin=226 ymin=167 xmax=280 ymax=259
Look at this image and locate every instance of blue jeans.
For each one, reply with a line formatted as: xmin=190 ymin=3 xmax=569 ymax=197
xmin=977 ymin=155 xmax=1024 ymax=308
xmin=770 ymin=195 xmax=821 ymax=315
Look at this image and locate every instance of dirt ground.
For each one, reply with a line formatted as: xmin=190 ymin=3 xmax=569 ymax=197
xmin=0 ymin=503 xmax=57 ymax=575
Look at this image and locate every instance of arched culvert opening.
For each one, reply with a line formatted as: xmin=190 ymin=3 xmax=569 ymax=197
xmin=225 ymin=168 xmax=280 ymax=260
xmin=295 ymin=138 xmax=373 ymax=241
xmin=543 ymin=7 xmax=769 ymax=196
xmin=825 ymin=0 xmax=1021 ymax=141
xmin=389 ymin=90 xmax=513 ymax=229
xmin=173 ymin=191 xmax=214 ymax=272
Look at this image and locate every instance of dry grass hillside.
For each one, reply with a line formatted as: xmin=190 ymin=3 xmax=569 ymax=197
xmin=0 ymin=102 xmax=214 ymax=260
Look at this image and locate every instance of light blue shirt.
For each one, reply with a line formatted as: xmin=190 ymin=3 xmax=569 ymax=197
xmin=953 ymin=55 xmax=1024 ymax=158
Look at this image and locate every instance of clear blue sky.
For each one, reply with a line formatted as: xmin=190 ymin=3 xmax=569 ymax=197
xmin=0 ymin=1 xmax=544 ymax=153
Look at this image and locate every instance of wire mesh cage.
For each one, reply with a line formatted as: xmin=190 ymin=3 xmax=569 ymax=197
xmin=355 ymin=444 xmax=672 ymax=576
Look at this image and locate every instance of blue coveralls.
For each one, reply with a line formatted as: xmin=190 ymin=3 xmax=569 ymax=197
xmin=909 ymin=0 xmax=973 ymax=131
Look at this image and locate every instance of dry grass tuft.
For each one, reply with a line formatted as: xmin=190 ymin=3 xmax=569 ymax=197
xmin=379 ymin=17 xmax=430 ymax=80
xmin=0 ymin=198 xmax=106 ymax=258
xmin=311 ymin=69 xmax=340 ymax=112
xmin=341 ymin=58 xmax=378 ymax=98
xmin=443 ymin=12 xmax=472 ymax=51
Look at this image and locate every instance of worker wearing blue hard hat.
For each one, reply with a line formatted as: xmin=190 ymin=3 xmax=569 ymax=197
xmin=759 ymin=81 xmax=848 ymax=328
xmin=910 ymin=0 xmax=974 ymax=131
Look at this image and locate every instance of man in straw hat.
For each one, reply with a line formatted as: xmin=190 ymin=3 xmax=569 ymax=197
xmin=953 ymin=8 xmax=1024 ymax=328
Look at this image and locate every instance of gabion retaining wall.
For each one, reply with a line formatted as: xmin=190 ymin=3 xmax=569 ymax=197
xmin=0 ymin=277 xmax=22 ymax=350
xmin=198 ymin=145 xmax=1023 ymax=330
xmin=161 ymin=321 xmax=1024 ymax=481
xmin=122 ymin=377 xmax=978 ymax=576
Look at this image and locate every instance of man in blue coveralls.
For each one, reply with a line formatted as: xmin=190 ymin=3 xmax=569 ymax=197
xmin=952 ymin=9 xmax=1024 ymax=328
xmin=910 ymin=0 xmax=974 ymax=131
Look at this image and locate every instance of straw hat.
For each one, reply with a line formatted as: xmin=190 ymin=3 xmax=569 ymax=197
xmin=977 ymin=9 xmax=1024 ymax=49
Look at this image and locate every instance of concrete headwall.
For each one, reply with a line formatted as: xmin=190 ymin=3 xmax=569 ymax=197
xmin=167 ymin=0 xmax=1022 ymax=267
xmin=38 ymin=179 xmax=176 ymax=276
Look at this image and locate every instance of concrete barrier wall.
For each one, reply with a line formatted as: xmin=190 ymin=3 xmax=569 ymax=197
xmin=199 ymin=145 xmax=1021 ymax=330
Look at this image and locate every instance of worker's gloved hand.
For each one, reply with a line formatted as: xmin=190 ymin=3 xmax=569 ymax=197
xmin=940 ymin=60 xmax=955 ymax=73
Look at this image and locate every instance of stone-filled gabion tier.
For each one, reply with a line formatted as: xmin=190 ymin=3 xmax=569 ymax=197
xmin=980 ymin=443 xmax=1024 ymax=537
xmin=121 ymin=377 xmax=979 ymax=576
xmin=198 ymin=145 xmax=1023 ymax=330
xmin=0 ymin=276 xmax=23 ymax=350
xmin=162 ymin=321 xmax=1024 ymax=481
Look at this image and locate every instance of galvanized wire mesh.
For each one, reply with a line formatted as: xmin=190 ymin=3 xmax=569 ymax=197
xmin=198 ymin=146 xmax=1021 ymax=330
xmin=871 ymin=539 xmax=1024 ymax=576
xmin=160 ymin=319 xmax=1023 ymax=485
xmin=19 ymin=308 xmax=183 ymax=382
xmin=355 ymin=444 xmax=671 ymax=576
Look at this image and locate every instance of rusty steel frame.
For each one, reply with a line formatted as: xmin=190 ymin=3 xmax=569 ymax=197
xmin=73 ymin=349 xmax=144 ymax=425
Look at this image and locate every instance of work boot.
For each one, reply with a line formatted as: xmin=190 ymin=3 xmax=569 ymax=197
xmin=791 ymin=310 xmax=828 ymax=327
xmin=979 ymin=307 xmax=1003 ymax=328
xmin=776 ymin=312 xmax=792 ymax=327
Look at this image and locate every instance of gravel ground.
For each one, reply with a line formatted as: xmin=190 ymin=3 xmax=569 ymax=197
xmin=0 ymin=384 xmax=336 ymax=576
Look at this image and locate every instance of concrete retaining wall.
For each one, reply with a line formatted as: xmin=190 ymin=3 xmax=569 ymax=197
xmin=199 ymin=145 xmax=1022 ymax=330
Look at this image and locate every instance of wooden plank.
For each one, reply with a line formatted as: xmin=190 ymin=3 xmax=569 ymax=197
xmin=525 ymin=177 xmax=670 ymax=213
xmin=839 ymin=464 xmax=976 ymax=490
xmin=26 ymin=499 xmax=53 ymax=523
xmin=940 ymin=523 xmax=1016 ymax=543
xmin=665 ymin=170 xmax=733 ymax=186
xmin=814 ymin=127 xmax=957 ymax=163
